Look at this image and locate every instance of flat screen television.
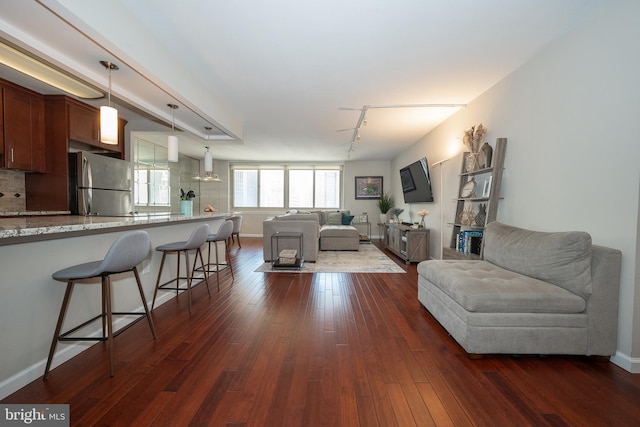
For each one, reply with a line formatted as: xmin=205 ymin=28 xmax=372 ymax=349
xmin=400 ymin=157 xmax=434 ymax=203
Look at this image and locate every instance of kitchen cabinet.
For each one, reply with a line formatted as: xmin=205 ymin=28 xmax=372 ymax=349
xmin=383 ymin=223 xmax=429 ymax=263
xmin=67 ymin=100 xmax=125 ymax=153
xmin=0 ymin=81 xmax=45 ymax=172
xmin=24 ymin=95 xmax=127 ymax=211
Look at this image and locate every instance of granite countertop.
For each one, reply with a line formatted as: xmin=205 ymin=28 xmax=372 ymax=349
xmin=0 ymin=212 xmax=228 ymax=242
xmin=0 ymin=211 xmax=71 ymax=217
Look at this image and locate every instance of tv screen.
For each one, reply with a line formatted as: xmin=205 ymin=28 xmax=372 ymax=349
xmin=400 ymin=157 xmax=434 ymax=203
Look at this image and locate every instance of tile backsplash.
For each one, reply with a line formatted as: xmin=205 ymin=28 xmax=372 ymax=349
xmin=0 ymin=169 xmax=26 ymax=212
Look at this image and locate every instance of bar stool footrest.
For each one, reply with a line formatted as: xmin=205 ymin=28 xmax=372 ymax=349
xmin=58 ymin=311 xmax=149 ymax=342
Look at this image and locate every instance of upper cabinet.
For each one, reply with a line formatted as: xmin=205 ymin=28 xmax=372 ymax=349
xmin=67 ymin=98 xmax=126 ymax=153
xmin=0 ymin=81 xmax=45 ymax=172
xmin=24 ymin=95 xmax=127 ymax=211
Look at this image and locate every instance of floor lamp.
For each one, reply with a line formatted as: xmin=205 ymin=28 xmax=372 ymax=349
xmin=432 ymin=157 xmax=452 ymax=259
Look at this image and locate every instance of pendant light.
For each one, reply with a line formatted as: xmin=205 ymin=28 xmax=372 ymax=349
xmin=99 ymin=61 xmax=119 ymax=145
xmin=202 ymin=126 xmax=221 ymax=182
xmin=204 ymin=126 xmax=213 ymax=173
xmin=204 ymin=146 xmax=213 ymax=172
xmin=167 ymin=103 xmax=179 ymax=162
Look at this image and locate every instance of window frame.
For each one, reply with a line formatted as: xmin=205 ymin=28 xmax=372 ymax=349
xmin=231 ymin=163 xmax=343 ymax=210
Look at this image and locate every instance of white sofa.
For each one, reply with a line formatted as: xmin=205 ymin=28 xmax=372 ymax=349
xmin=417 ymin=222 xmax=622 ymax=356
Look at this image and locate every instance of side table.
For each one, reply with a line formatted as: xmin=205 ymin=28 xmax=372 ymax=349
xmin=352 ymin=221 xmax=371 ymax=243
xmin=271 ymin=231 xmax=304 ymax=270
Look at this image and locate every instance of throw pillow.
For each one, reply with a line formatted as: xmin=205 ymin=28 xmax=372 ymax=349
xmin=342 ymin=214 xmax=355 ymax=225
xmin=327 ymin=212 xmax=343 ymax=225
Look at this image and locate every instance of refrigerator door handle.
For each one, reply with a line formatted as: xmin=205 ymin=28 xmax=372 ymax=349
xmin=82 ymin=156 xmax=92 ymax=188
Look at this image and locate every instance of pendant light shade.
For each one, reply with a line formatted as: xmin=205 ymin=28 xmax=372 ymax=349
xmin=167 ymin=103 xmax=179 ymax=162
xmin=168 ymin=135 xmax=179 ymax=162
xmin=100 ymin=105 xmax=118 ymax=144
xmin=204 ymin=146 xmax=213 ymax=172
xmin=99 ymin=61 xmax=119 ymax=145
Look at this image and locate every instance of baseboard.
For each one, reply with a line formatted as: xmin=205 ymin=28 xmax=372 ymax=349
xmin=610 ymin=351 xmax=640 ymax=373
xmin=0 ymin=293 xmax=174 ymax=400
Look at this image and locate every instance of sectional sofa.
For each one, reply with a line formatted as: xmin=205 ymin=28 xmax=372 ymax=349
xmin=263 ymin=210 xmax=360 ymax=262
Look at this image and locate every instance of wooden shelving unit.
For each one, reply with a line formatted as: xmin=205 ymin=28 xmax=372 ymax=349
xmin=443 ymin=137 xmax=507 ymax=260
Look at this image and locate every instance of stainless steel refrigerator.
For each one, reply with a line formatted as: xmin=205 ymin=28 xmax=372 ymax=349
xmin=69 ymin=151 xmax=133 ymax=216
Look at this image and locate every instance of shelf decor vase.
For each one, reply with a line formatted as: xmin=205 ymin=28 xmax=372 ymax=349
xmin=465 ymin=153 xmax=479 ymax=172
xmin=179 ymin=200 xmax=193 ymax=216
xmin=481 ymin=142 xmax=493 ymax=168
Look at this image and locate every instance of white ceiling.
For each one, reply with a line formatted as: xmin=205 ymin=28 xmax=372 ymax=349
xmin=0 ymin=0 xmax=605 ymax=162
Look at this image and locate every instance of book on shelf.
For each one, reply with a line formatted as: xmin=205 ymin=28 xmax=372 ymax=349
xmin=456 ymin=230 xmax=484 ymax=255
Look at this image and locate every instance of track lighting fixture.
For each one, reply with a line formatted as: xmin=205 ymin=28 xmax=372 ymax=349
xmin=99 ymin=60 xmax=119 ymax=145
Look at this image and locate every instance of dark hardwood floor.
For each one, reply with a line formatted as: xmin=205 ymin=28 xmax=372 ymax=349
xmin=4 ymin=238 xmax=640 ymax=426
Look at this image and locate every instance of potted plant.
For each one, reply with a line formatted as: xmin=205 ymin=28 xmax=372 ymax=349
xmin=377 ymin=192 xmax=393 ymax=224
xmin=179 ymin=189 xmax=196 ymax=216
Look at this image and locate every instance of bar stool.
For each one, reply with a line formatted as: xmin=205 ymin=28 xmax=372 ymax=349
xmin=227 ymin=215 xmax=243 ymax=248
xmin=43 ymin=230 xmax=156 ymax=380
xmin=151 ymin=223 xmax=210 ymax=313
xmin=199 ymin=220 xmax=235 ymax=291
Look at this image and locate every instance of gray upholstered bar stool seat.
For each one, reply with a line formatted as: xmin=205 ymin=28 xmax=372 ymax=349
xmin=152 ymin=223 xmax=210 ymax=313
xmin=44 ymin=230 xmax=156 ymax=380
xmin=228 ymin=215 xmax=243 ymax=248
xmin=199 ymin=220 xmax=235 ymax=291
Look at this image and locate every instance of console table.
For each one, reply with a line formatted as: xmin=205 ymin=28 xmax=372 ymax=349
xmin=383 ymin=223 xmax=429 ymax=263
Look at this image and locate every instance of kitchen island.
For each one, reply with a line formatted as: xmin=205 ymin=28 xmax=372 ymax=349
xmin=0 ymin=213 xmax=229 ymax=398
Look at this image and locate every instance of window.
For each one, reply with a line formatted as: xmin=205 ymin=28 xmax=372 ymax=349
xmin=134 ymin=169 xmax=170 ymax=206
xmin=232 ymin=164 xmax=342 ymax=209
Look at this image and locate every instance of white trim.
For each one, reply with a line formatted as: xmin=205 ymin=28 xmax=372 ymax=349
xmin=0 ymin=293 xmax=174 ymax=400
xmin=610 ymin=351 xmax=640 ymax=373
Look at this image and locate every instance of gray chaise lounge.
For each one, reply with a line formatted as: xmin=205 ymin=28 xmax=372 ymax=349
xmin=417 ymin=222 xmax=622 ymax=356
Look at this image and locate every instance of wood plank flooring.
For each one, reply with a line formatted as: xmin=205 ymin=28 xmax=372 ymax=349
xmin=3 ymin=238 xmax=640 ymax=426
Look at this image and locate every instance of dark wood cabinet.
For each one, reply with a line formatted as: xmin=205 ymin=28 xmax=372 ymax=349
xmin=68 ymin=101 xmax=100 ymax=146
xmin=25 ymin=95 xmax=126 ymax=211
xmin=0 ymin=82 xmax=45 ymax=172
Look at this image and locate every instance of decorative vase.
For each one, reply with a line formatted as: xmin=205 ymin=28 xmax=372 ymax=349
xmin=179 ymin=200 xmax=193 ymax=216
xmin=481 ymin=142 xmax=493 ymax=169
xmin=465 ymin=153 xmax=479 ymax=172
xmin=419 ymin=217 xmax=425 ymax=228
xmin=379 ymin=213 xmax=388 ymax=224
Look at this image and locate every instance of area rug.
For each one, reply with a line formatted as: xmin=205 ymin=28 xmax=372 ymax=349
xmin=254 ymin=244 xmax=406 ymax=273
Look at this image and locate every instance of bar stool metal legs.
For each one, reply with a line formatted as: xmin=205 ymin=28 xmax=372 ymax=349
xmin=151 ymin=223 xmax=210 ymax=313
xmin=44 ymin=231 xmax=156 ymax=380
xmin=198 ymin=220 xmax=235 ymax=291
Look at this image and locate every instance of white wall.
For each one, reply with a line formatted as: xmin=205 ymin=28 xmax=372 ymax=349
xmin=391 ymin=0 xmax=640 ymax=371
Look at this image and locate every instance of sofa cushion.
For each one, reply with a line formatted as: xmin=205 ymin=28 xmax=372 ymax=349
xmin=483 ymin=222 xmax=592 ymax=299
xmin=342 ymin=214 xmax=355 ymax=225
xmin=320 ymin=224 xmax=359 ymax=238
xmin=327 ymin=212 xmax=343 ymax=225
xmin=418 ymin=260 xmax=586 ymax=313
xmin=275 ymin=213 xmax=319 ymax=222
xmin=320 ymin=210 xmax=350 ymax=225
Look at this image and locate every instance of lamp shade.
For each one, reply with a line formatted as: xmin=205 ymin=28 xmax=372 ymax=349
xmin=168 ymin=135 xmax=179 ymax=162
xmin=204 ymin=148 xmax=213 ymax=172
xmin=100 ymin=106 xmax=118 ymax=145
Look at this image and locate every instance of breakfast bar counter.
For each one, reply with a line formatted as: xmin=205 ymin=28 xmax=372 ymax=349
xmin=0 ymin=213 xmax=228 ymax=245
xmin=0 ymin=213 xmax=230 ymax=399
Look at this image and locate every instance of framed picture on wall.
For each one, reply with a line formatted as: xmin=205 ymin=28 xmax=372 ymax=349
xmin=355 ymin=176 xmax=383 ymax=200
